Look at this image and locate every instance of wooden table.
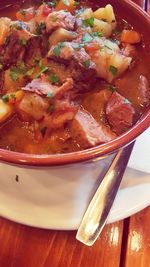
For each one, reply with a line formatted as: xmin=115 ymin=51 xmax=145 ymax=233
xmin=0 ymin=1 xmax=150 ymax=266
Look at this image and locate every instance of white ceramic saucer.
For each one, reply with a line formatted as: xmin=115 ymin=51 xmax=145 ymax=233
xmin=0 ymin=128 xmax=150 ymax=230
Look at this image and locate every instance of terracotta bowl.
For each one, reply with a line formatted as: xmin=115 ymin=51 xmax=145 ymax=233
xmin=0 ymin=0 xmax=150 ymax=228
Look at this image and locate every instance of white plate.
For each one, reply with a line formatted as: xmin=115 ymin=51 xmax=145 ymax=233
xmin=0 ymin=165 xmax=150 ymax=230
xmin=128 ymin=127 xmax=150 ymax=173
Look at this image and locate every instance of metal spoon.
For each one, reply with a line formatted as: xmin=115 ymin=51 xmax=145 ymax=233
xmin=76 ymin=142 xmax=135 ymax=246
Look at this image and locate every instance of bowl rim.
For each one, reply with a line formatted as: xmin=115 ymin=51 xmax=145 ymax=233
xmin=0 ymin=0 xmax=150 ymax=167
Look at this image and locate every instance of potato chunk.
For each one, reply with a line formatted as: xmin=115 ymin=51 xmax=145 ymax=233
xmin=49 ymin=28 xmax=77 ymax=47
xmin=0 ymin=99 xmax=14 ymax=123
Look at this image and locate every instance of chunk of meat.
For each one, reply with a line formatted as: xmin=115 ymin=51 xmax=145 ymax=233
xmin=106 ymin=92 xmax=135 ymax=134
xmin=70 ymin=109 xmax=116 ymax=148
xmin=41 ymin=100 xmax=77 ymax=131
xmin=24 ymin=36 xmax=48 ymax=67
xmin=17 ymin=92 xmax=49 ymax=121
xmin=46 ymin=11 xmax=76 ymax=33
xmin=138 ymin=75 xmax=150 ymax=106
xmin=48 ymin=42 xmax=96 ymax=91
xmin=1 ymin=21 xmax=35 ymax=66
xmin=34 ymin=4 xmax=52 ymax=24
xmin=22 ymin=78 xmax=73 ymax=99
xmin=16 ymin=7 xmax=36 ymax=22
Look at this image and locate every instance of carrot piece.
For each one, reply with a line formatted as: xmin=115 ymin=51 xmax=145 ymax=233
xmin=84 ymin=43 xmax=100 ymax=54
xmin=55 ymin=0 xmax=75 ymax=12
xmin=16 ymin=7 xmax=35 ymax=22
xmin=121 ymin=30 xmax=141 ymax=44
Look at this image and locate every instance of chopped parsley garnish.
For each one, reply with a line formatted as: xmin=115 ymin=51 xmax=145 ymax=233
xmin=20 ymin=9 xmax=27 ymax=16
xmin=19 ymin=38 xmax=27 ymax=46
xmin=82 ymin=59 xmax=90 ymax=68
xmin=83 ymin=17 xmax=94 ymax=28
xmin=35 ymin=66 xmax=49 ymax=78
xmin=124 ymin=98 xmax=130 ymax=104
xmin=109 ymin=85 xmax=117 ymax=92
xmin=93 ymin=31 xmax=103 ymax=37
xmin=74 ymin=1 xmax=79 ymax=6
xmin=36 ymin=22 xmax=46 ymax=35
xmin=82 ymin=32 xmax=93 ymax=43
xmin=75 ymin=7 xmax=86 ymax=16
xmin=10 ymin=68 xmax=19 ymax=81
xmin=47 ymin=92 xmax=54 ymax=98
xmin=2 ymin=95 xmax=9 ymax=103
xmin=49 ymin=74 xmax=60 ymax=84
xmin=40 ymin=126 xmax=47 ymax=137
xmin=63 ymin=0 xmax=70 ymax=6
xmin=109 ymin=65 xmax=118 ymax=76
xmin=17 ymin=60 xmax=27 ymax=75
xmin=48 ymin=104 xmax=54 ymax=113
xmin=47 ymin=1 xmax=56 ymax=7
xmin=53 ymin=42 xmax=65 ymax=57
xmin=26 ymin=68 xmax=35 ymax=76
xmin=2 ymin=94 xmax=16 ymax=103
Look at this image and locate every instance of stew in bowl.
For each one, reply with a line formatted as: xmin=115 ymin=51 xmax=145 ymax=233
xmin=0 ymin=0 xmax=149 ymax=164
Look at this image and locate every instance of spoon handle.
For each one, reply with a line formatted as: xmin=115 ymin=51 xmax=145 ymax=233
xmin=76 ymin=142 xmax=135 ymax=246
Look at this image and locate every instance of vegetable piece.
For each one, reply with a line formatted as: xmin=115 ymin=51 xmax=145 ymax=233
xmin=49 ymin=28 xmax=77 ymax=47
xmin=93 ymin=18 xmax=112 ymax=38
xmin=94 ymin=4 xmax=116 ymax=24
xmin=0 ymin=99 xmax=14 ymax=123
xmin=16 ymin=7 xmax=35 ymax=22
xmin=2 ymin=91 xmax=24 ymax=105
xmin=120 ymin=30 xmax=141 ymax=44
xmin=55 ymin=0 xmax=75 ymax=12
xmin=77 ymin=8 xmax=94 ymax=19
xmin=0 ymin=18 xmax=11 ymax=46
xmin=4 ymin=69 xmax=26 ymax=93
xmin=83 ymin=17 xmax=94 ymax=27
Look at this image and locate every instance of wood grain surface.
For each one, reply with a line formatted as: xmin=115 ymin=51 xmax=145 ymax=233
xmin=0 ymin=1 xmax=150 ymax=267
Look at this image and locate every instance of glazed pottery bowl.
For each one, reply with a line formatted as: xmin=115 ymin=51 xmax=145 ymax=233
xmin=0 ymin=0 xmax=150 ymax=228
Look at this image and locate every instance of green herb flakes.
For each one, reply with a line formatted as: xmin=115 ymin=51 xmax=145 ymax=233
xmin=82 ymin=32 xmax=93 ymax=43
xmin=47 ymin=1 xmax=55 ymax=7
xmin=49 ymin=74 xmax=59 ymax=84
xmin=74 ymin=1 xmax=79 ymax=6
xmin=63 ymin=0 xmax=70 ymax=6
xmin=36 ymin=22 xmax=46 ymax=35
xmin=47 ymin=92 xmax=54 ymax=98
xmin=82 ymin=59 xmax=90 ymax=68
xmin=10 ymin=68 xmax=19 ymax=81
xmin=83 ymin=17 xmax=94 ymax=28
xmin=48 ymin=104 xmax=54 ymax=113
xmin=2 ymin=95 xmax=9 ymax=103
xmin=109 ymin=65 xmax=118 ymax=76
xmin=124 ymin=98 xmax=130 ymax=104
xmin=109 ymin=85 xmax=117 ymax=92
xmin=93 ymin=31 xmax=103 ymax=37
xmin=19 ymin=38 xmax=27 ymax=46
xmin=26 ymin=68 xmax=35 ymax=76
xmin=20 ymin=9 xmax=27 ymax=16
xmin=53 ymin=42 xmax=65 ymax=57
xmin=35 ymin=66 xmax=49 ymax=78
